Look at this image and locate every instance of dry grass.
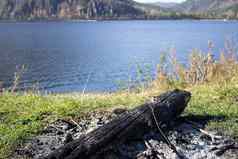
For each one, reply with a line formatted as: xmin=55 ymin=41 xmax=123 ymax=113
xmin=153 ymin=41 xmax=238 ymax=90
xmin=0 ymin=41 xmax=238 ymax=158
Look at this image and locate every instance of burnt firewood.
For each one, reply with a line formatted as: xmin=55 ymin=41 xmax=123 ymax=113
xmin=44 ymin=89 xmax=191 ymax=159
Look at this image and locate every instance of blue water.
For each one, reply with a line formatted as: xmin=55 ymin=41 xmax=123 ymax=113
xmin=0 ymin=20 xmax=237 ymax=93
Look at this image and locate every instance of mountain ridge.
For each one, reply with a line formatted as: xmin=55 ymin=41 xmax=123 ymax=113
xmin=0 ymin=0 xmax=238 ymax=20
xmin=0 ymin=0 xmax=148 ymax=20
xmin=173 ymin=0 xmax=238 ymax=12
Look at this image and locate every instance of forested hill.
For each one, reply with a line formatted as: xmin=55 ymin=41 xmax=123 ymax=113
xmin=0 ymin=0 xmax=238 ymax=20
xmin=0 ymin=0 xmax=164 ymax=20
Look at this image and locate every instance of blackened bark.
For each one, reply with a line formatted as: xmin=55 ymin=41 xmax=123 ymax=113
xmin=44 ymin=89 xmax=191 ymax=159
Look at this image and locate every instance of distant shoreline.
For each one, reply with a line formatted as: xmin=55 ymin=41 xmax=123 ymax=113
xmin=0 ymin=18 xmax=237 ymax=23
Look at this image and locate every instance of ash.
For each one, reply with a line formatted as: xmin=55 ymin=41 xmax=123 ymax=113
xmin=13 ymin=111 xmax=238 ymax=159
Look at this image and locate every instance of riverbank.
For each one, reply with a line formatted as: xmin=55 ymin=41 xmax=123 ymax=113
xmin=1 ymin=79 xmax=238 ymax=158
xmin=1 ymin=46 xmax=238 ymax=158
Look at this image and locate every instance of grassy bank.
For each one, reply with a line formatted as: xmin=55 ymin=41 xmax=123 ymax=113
xmin=1 ymin=81 xmax=238 ymax=158
xmin=0 ymin=91 xmax=151 ymax=158
xmin=1 ymin=43 xmax=238 ymax=158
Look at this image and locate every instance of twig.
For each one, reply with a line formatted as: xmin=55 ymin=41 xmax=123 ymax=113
xmin=70 ymin=119 xmax=81 ymax=128
xmin=148 ymin=105 xmax=186 ymax=159
xmin=81 ymin=72 xmax=91 ymax=102
xmin=144 ymin=140 xmax=151 ymax=149
xmin=184 ymin=120 xmax=222 ymax=142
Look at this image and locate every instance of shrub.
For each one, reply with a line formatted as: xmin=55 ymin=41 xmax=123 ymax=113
xmin=154 ymin=41 xmax=238 ymax=90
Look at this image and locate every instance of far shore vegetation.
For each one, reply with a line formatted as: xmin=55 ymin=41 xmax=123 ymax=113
xmin=0 ymin=41 xmax=238 ymax=158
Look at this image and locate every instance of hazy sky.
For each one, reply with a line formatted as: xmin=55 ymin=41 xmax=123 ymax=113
xmin=134 ymin=0 xmax=185 ymax=3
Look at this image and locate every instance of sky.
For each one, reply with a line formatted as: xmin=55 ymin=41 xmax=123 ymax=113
xmin=134 ymin=0 xmax=185 ymax=3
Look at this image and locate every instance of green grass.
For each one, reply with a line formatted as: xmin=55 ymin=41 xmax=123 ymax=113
xmin=186 ymin=83 xmax=238 ymax=137
xmin=0 ymin=91 xmax=149 ymax=158
xmin=0 ymin=81 xmax=238 ymax=158
xmin=1 ymin=43 xmax=238 ymax=158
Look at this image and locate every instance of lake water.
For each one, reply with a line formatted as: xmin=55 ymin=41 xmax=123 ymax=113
xmin=0 ymin=20 xmax=238 ymax=93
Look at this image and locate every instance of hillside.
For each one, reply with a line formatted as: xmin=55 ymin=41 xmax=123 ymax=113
xmin=0 ymin=0 xmax=237 ymax=20
xmin=171 ymin=0 xmax=238 ymax=19
xmin=174 ymin=0 xmax=238 ymax=12
xmin=0 ymin=0 xmax=149 ymax=20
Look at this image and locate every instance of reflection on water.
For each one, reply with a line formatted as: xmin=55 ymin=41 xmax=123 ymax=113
xmin=0 ymin=20 xmax=237 ymax=93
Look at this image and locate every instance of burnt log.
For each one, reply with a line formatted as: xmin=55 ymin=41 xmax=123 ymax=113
xmin=44 ymin=89 xmax=191 ymax=159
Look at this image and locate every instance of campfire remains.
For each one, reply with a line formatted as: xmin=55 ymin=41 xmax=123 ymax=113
xmin=13 ymin=89 xmax=238 ymax=159
xmin=44 ymin=89 xmax=191 ymax=159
